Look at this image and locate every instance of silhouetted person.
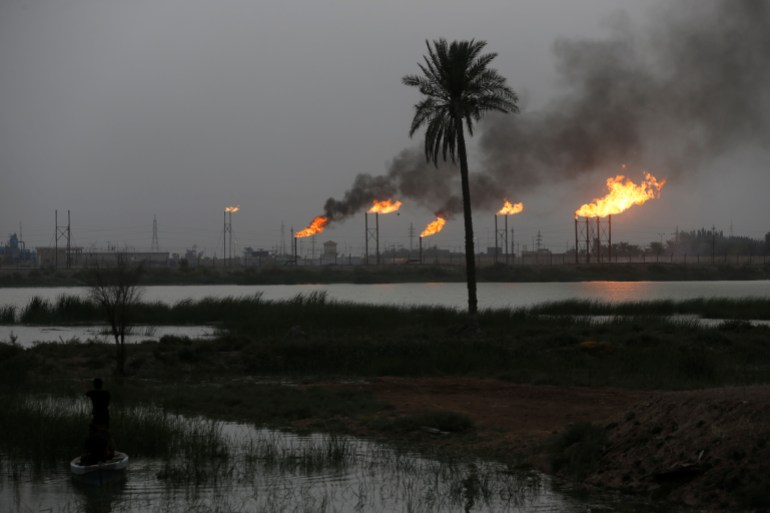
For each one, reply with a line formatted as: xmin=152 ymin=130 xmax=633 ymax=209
xmin=85 ymin=377 xmax=110 ymax=428
xmin=80 ymin=422 xmax=115 ymax=465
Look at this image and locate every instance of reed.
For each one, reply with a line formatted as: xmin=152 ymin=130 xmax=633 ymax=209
xmin=9 ymin=294 xmax=770 ymax=331
xmin=0 ymin=305 xmax=16 ymax=323
xmin=524 ymin=297 xmax=770 ymax=319
xmin=0 ymin=393 xmax=230 ymax=464
xmin=4 ymin=295 xmax=770 ymax=391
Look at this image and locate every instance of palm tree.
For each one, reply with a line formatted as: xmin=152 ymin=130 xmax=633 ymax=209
xmin=403 ymin=39 xmax=518 ymax=326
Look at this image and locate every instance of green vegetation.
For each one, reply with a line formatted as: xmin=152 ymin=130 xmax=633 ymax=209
xmin=0 ymin=393 xmax=227 ymax=462
xmin=4 ymin=261 xmax=770 ymax=288
xmin=526 ymin=297 xmax=770 ymax=320
xmin=403 ymin=38 xmax=519 ymax=321
xmin=3 ymin=295 xmax=770 ymax=393
xmin=7 ymin=293 xmax=770 ymax=329
xmin=1 ymin=294 xmax=766 ymax=512
xmin=0 ymin=305 xmax=15 ymax=323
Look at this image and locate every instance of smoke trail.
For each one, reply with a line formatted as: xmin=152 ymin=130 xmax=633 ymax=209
xmin=481 ymin=0 xmax=770 ymax=189
xmin=323 ymin=174 xmax=397 ymax=222
xmin=325 ymin=0 xmax=770 ymax=224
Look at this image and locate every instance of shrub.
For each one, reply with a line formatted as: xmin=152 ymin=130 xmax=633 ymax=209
xmin=549 ymin=422 xmax=607 ymax=479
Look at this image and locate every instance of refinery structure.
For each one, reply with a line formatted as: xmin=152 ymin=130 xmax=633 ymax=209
xmin=3 ymin=172 xmax=769 ymax=270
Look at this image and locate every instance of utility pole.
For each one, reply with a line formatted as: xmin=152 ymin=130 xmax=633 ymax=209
xmin=151 ymin=215 xmax=160 ymax=252
xmin=511 ymin=228 xmax=515 ymax=261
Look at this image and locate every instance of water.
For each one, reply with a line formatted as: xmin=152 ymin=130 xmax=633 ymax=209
xmin=0 ymin=420 xmax=656 ymax=513
xmin=2 ymin=281 xmax=769 ymax=345
xmin=1 ymin=280 xmax=769 ymax=311
xmin=0 ymin=325 xmax=215 ymax=348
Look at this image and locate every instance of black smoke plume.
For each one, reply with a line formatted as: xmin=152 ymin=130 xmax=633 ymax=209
xmin=325 ymin=0 xmax=769 ymax=224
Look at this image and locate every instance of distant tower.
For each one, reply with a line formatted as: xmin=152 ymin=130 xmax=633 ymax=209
xmin=55 ymin=210 xmax=72 ymax=269
xmin=151 ymin=215 xmax=160 ymax=252
xmin=409 ymin=222 xmax=415 ymax=252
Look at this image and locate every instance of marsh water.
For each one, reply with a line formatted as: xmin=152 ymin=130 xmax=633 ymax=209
xmin=0 ymin=418 xmax=655 ymax=513
xmin=2 ymin=281 xmax=769 ymax=346
xmin=2 ymin=283 xmax=749 ymax=511
xmin=2 ymin=280 xmax=769 ymax=310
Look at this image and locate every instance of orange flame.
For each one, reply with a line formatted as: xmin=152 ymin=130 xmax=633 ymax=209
xmin=368 ymin=199 xmax=402 ymax=214
xmin=295 ymin=216 xmax=329 ymax=238
xmin=225 ymin=205 xmax=240 ymax=213
xmin=497 ymin=199 xmax=524 ymax=216
xmin=575 ymin=172 xmax=666 ymax=218
xmin=420 ymin=215 xmax=446 ymax=238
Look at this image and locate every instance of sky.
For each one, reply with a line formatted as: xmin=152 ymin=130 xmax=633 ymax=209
xmin=1 ymin=0 xmax=768 ymax=258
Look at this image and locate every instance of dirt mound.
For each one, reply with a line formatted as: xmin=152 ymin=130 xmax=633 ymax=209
xmin=588 ymin=386 xmax=770 ymax=511
xmin=320 ymin=378 xmax=769 ymax=511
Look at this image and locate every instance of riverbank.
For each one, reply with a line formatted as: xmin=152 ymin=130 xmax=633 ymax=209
xmin=3 ymin=297 xmax=770 ymax=510
xmin=5 ymin=369 xmax=768 ymax=511
xmin=2 ymin=260 xmax=770 ymax=287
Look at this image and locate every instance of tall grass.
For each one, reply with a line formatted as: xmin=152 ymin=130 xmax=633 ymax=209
xmin=525 ymin=298 xmax=770 ymax=320
xmin=0 ymin=393 xmax=229 ymax=463
xmin=4 ymin=295 xmax=770 ymax=390
xmin=9 ymin=294 xmax=770 ymax=330
xmin=19 ymin=295 xmax=101 ymax=324
xmin=0 ymin=305 xmax=16 ymax=323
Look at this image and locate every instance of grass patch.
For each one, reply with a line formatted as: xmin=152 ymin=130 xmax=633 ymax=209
xmin=0 ymin=392 xmax=228 ymax=463
xmin=121 ymin=380 xmax=386 ymax=427
xmin=4 ymin=296 xmax=770 ymax=390
xmin=9 ymin=295 xmax=770 ymax=331
xmin=525 ymin=297 xmax=770 ymax=320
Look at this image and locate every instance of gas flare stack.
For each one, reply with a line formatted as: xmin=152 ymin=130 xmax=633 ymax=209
xmin=364 ymin=213 xmax=379 ymax=265
xmin=574 ymin=215 xmax=612 ymax=264
xmin=573 ymin=172 xmax=666 ymax=264
xmin=224 ymin=205 xmax=239 ymax=267
xmin=495 ymin=200 xmax=524 ymax=265
xmin=418 ymin=214 xmax=447 ymax=265
xmin=365 ymin=199 xmax=402 ymax=265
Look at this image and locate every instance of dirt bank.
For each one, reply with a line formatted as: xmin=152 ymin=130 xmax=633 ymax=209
xmin=589 ymin=386 xmax=770 ymax=511
xmin=316 ymin=378 xmax=770 ymax=512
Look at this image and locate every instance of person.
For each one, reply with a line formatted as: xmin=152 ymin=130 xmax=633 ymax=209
xmin=80 ymin=422 xmax=115 ymax=465
xmin=85 ymin=377 xmax=111 ymax=428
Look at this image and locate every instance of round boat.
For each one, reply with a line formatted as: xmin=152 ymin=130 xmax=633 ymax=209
xmin=70 ymin=451 xmax=129 ymax=476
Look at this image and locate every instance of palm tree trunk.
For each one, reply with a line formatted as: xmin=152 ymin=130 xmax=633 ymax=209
xmin=453 ymin=115 xmax=479 ymax=323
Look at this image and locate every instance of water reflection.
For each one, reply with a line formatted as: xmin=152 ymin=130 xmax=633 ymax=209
xmin=71 ymin=475 xmax=127 ymax=513
xmin=0 ymin=325 xmax=215 ymax=348
xmin=1 ymin=419 xmax=660 ymax=513
xmin=1 ymin=281 xmax=769 ymax=312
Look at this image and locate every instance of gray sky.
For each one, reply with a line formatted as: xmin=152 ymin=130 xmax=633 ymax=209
xmin=1 ymin=0 xmax=768 ymax=257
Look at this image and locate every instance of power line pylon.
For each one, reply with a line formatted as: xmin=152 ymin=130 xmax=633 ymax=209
xmin=151 ymin=215 xmax=160 ymax=252
xmin=55 ymin=210 xmax=71 ymax=269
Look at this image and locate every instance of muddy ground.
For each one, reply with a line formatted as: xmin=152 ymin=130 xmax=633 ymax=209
xmin=309 ymin=378 xmax=770 ymax=512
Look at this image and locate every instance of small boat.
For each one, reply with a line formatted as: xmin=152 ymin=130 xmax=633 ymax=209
xmin=70 ymin=451 xmax=129 ymax=476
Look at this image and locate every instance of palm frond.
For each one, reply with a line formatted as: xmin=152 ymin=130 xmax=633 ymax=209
xmin=403 ymin=38 xmax=518 ymax=166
